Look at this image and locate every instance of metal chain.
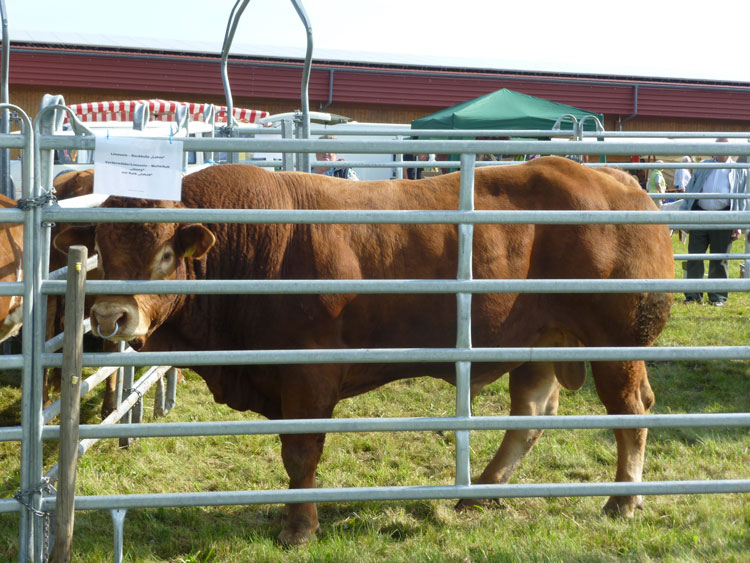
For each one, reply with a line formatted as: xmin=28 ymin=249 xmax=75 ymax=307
xmin=14 ymin=477 xmax=57 ymax=561
xmin=16 ymin=190 xmax=58 ymax=210
xmin=123 ymin=386 xmax=143 ymax=401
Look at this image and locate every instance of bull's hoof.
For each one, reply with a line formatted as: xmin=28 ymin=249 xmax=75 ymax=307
xmin=603 ymin=495 xmax=643 ymax=518
xmin=278 ymin=521 xmax=319 ymax=546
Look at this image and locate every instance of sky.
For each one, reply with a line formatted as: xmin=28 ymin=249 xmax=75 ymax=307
xmin=6 ymin=0 xmax=750 ymax=83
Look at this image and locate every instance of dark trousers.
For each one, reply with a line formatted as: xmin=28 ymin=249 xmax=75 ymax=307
xmin=685 ymin=227 xmax=733 ymax=303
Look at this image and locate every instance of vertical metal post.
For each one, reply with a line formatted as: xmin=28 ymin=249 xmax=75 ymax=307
xmin=281 ymin=119 xmax=294 ymax=171
xmin=132 ymin=391 xmax=144 ymax=424
xmin=15 ymin=106 xmax=36 ymax=563
xmin=118 ymin=345 xmax=135 ymax=449
xmin=745 ymin=169 xmax=750 ymax=279
xmin=52 ymin=245 xmax=87 ymax=562
xmin=153 ymin=376 xmax=166 ymax=418
xmin=203 ymin=104 xmax=216 ymax=165
xmin=31 ymin=100 xmax=65 ymax=562
xmin=110 ymin=508 xmax=127 ymax=563
xmin=114 ymin=363 xmax=124 ymax=413
xmin=165 ymin=367 xmax=178 ymax=414
xmin=454 ymin=153 xmax=475 ymax=487
xmin=0 ymin=1 xmax=10 ymax=199
xmin=393 ymin=149 xmax=403 ymax=180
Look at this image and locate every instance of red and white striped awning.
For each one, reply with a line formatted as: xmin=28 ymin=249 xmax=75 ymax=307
xmin=66 ymin=99 xmax=269 ymax=124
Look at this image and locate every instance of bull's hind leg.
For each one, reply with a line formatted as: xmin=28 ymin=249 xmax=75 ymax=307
xmin=457 ymin=362 xmax=560 ymax=510
xmin=590 ymin=360 xmax=652 ymax=517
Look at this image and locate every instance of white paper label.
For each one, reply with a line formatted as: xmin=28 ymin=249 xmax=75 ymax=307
xmin=94 ymin=137 xmax=183 ymax=201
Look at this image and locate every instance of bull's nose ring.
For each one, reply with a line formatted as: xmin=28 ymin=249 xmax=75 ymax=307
xmin=97 ymin=321 xmax=119 ymax=339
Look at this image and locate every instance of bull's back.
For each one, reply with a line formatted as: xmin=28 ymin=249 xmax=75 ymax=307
xmin=337 ymin=158 xmax=673 ymax=349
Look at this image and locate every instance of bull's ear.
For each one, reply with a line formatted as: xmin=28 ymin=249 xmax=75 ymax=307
xmin=177 ymin=224 xmax=215 ymax=260
xmin=53 ymin=225 xmax=96 ymax=255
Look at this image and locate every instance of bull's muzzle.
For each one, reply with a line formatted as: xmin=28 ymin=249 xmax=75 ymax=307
xmin=90 ymin=299 xmax=142 ymax=341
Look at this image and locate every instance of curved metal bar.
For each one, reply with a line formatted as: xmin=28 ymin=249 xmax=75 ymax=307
xmin=290 ymin=0 xmax=313 ymax=172
xmin=578 ymin=114 xmax=605 ymax=135
xmin=219 ymin=0 xmax=314 ymax=171
xmin=552 ymin=113 xmax=579 ymax=132
xmin=1 ymin=102 xmax=35 ymax=563
xmin=220 ymin=0 xmax=251 ymax=132
xmin=33 ymin=102 xmax=96 ymax=143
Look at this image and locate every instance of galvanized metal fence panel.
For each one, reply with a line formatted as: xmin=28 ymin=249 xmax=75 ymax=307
xmin=3 ymin=118 xmax=750 ymax=560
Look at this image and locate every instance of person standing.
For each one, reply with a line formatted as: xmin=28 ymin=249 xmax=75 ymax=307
xmin=646 ymin=160 xmax=667 ymax=194
xmin=673 ymin=155 xmax=692 ymax=192
xmin=313 ymin=135 xmax=359 ymax=180
xmin=682 ymin=138 xmax=748 ymax=306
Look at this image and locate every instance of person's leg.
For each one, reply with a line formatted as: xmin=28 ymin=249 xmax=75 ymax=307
xmin=707 ymin=229 xmax=733 ymax=304
xmin=685 ymin=229 xmax=709 ymax=302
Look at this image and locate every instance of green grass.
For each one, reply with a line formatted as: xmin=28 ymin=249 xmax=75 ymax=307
xmin=0 ymin=235 xmax=749 ymax=562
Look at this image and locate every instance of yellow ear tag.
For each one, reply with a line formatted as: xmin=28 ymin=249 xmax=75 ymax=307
xmin=183 ymin=245 xmax=196 ymax=258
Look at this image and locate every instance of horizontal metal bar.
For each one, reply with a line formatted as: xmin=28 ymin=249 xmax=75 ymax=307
xmin=4 ymin=479 xmax=747 ymax=514
xmin=42 ymin=363 xmax=118 ymax=424
xmin=583 ymin=131 xmax=750 ymax=138
xmin=26 ymin=480 xmax=750 ymax=514
xmin=3 ymin=411 xmax=749 ymax=444
xmin=44 ymin=318 xmax=92 ymax=353
xmin=604 ymin=162 xmax=750 ymax=170
xmin=48 ymin=255 xmax=99 ymax=281
xmin=41 ymin=413 xmax=750 ymax=441
xmin=40 ymin=278 xmax=750 ymax=296
xmin=674 ymin=254 xmax=750 ymax=260
xmin=36 ymin=345 xmax=750 ymax=370
xmin=0 ymin=353 xmax=23 ymax=369
xmin=34 ymin=135 xmax=750 ymax=157
xmin=0 ymin=133 xmax=31 ymax=149
xmin=0 ymin=209 xmax=24 ymax=222
xmin=0 ymin=281 xmax=23 ymax=296
xmin=42 ymin=207 xmax=750 ymax=226
xmin=654 ymin=193 xmax=750 ymax=199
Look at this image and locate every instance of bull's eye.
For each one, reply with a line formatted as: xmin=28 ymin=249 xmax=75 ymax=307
xmin=162 ymin=250 xmax=173 ymax=263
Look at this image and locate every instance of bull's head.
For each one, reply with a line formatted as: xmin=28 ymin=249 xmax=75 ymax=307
xmin=54 ymin=215 xmax=215 ymax=349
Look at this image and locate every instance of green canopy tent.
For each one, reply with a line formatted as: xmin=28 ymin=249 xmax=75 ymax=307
xmin=411 ymin=88 xmax=603 ymax=132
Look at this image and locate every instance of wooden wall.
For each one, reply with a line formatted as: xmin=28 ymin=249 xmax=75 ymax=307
xmin=10 ymin=85 xmax=750 ymax=133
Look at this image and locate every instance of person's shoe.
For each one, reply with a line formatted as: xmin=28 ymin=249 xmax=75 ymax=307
xmin=683 ymin=298 xmax=702 ymax=304
xmin=710 ymin=301 xmax=725 ymax=307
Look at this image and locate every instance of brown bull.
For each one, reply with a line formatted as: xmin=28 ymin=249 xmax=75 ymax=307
xmin=0 ymin=193 xmax=23 ymax=343
xmin=45 ymin=169 xmax=121 ymax=418
xmin=54 ymin=156 xmax=674 ymax=545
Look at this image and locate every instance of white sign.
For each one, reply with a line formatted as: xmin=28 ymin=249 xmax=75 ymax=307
xmin=94 ymin=137 xmax=183 ymax=201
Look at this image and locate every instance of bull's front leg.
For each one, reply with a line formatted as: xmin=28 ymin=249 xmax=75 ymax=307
xmin=277 ymin=366 xmax=338 ymax=545
xmin=278 ymin=432 xmax=327 ymax=545
xmin=591 ymin=360 xmax=653 ymax=517
xmin=100 ymin=339 xmax=119 ymax=418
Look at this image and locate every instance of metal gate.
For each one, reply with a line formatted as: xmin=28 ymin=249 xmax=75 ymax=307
xmin=1 ymin=103 xmax=750 ymax=562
